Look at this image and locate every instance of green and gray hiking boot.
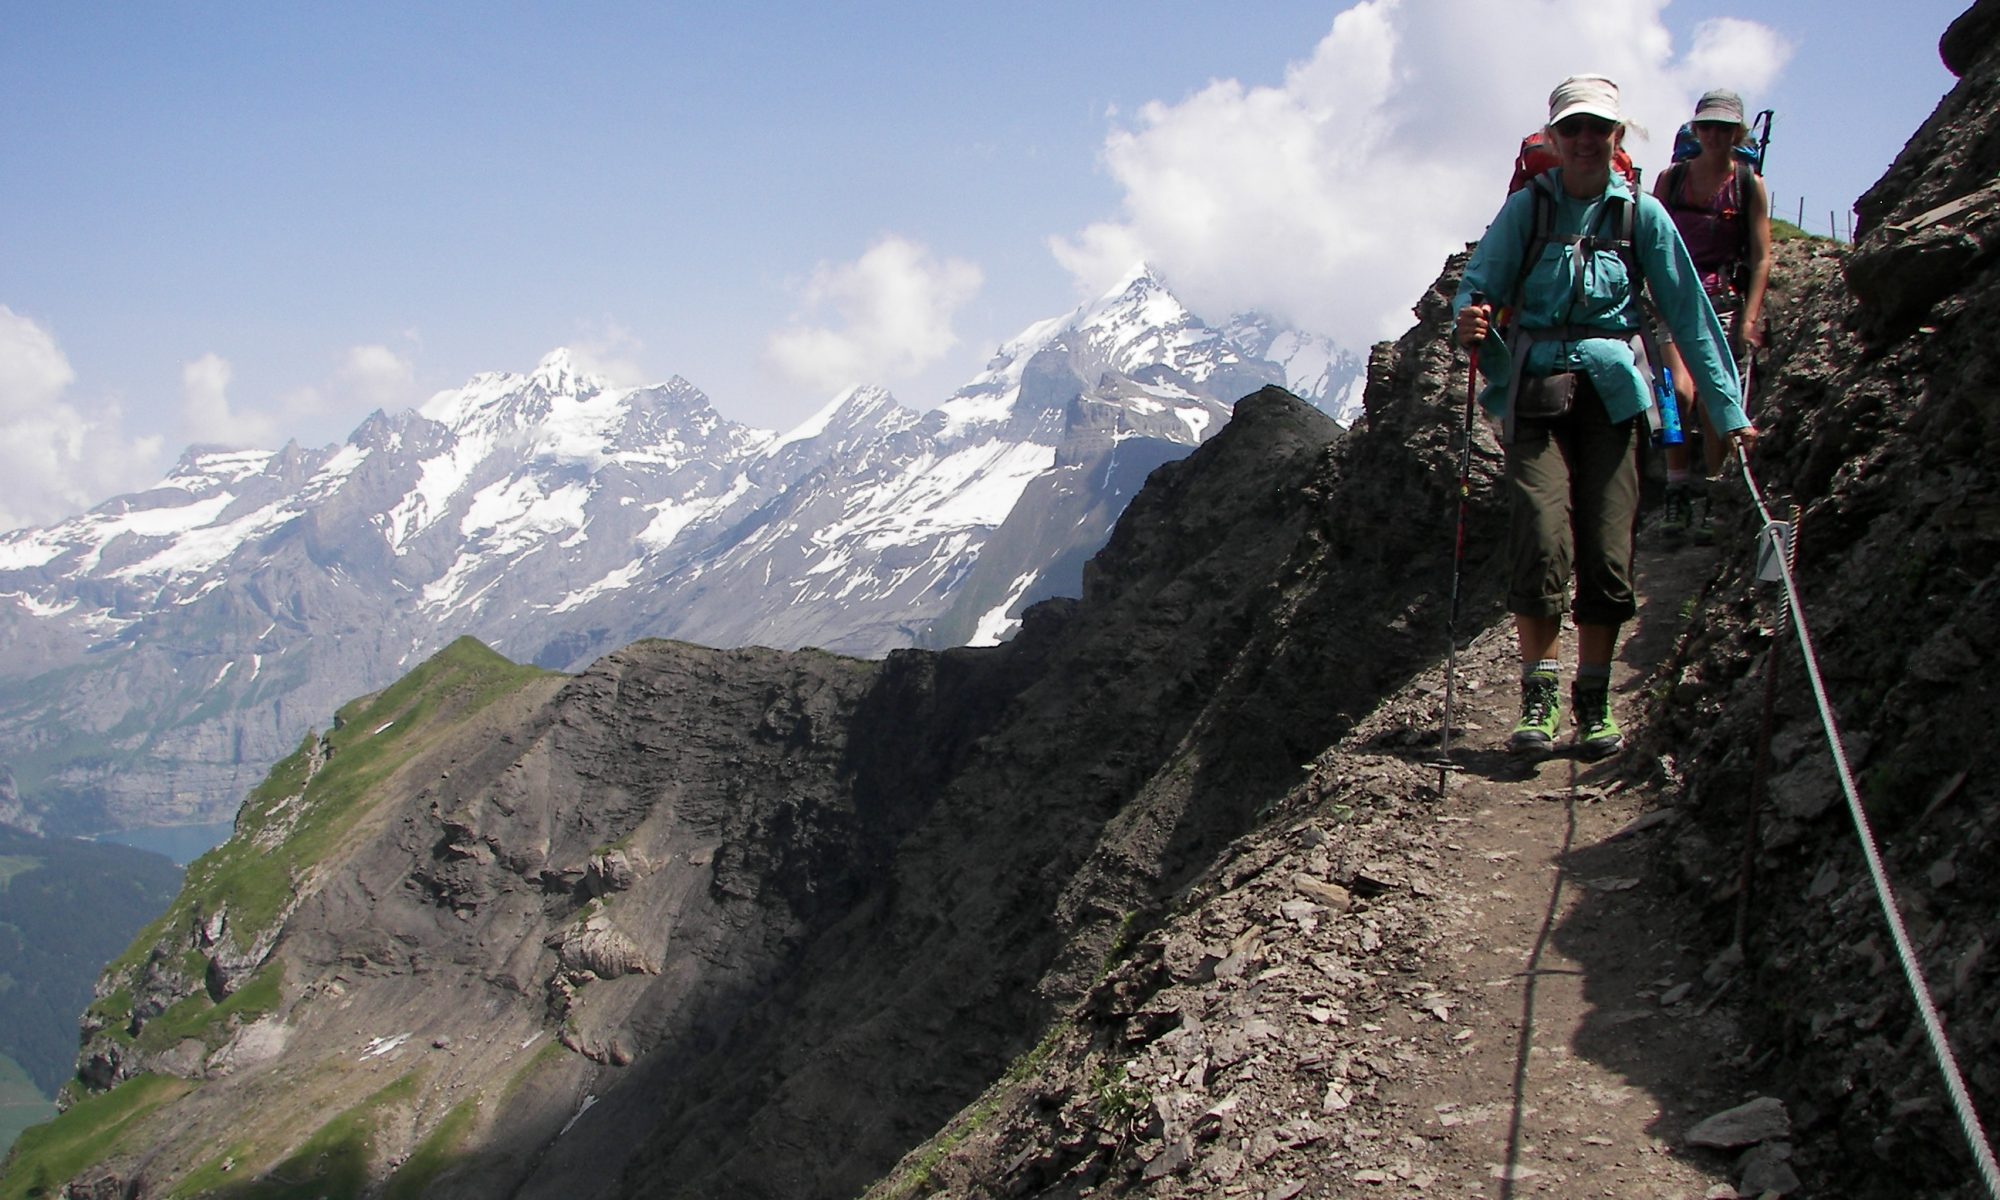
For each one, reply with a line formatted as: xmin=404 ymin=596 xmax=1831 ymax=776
xmin=1508 ymin=670 xmax=1562 ymax=755
xmin=1571 ymin=679 xmax=1623 ymax=760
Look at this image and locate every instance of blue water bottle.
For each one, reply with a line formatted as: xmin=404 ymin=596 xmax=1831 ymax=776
xmin=1654 ymin=365 xmax=1684 ymax=447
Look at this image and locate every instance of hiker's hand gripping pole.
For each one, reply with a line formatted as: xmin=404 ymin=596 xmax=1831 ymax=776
xmin=1455 ymin=296 xmax=1493 ymax=349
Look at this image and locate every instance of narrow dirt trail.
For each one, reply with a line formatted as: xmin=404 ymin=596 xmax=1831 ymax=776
xmin=1379 ymin=540 xmax=1772 ymax=1198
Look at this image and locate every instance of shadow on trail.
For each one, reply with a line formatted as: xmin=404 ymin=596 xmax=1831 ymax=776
xmin=1497 ymin=783 xmax=1581 ymax=1199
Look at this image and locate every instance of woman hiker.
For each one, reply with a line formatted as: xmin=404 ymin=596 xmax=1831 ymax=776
xmin=1654 ymin=87 xmax=1773 ymax=542
xmin=1453 ymin=74 xmax=1757 ymax=759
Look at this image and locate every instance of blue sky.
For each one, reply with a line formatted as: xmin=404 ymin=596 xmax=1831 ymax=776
xmin=0 ymin=0 xmax=1969 ymax=530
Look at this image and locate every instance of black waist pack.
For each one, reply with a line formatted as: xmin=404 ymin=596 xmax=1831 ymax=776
xmin=1515 ymin=371 xmax=1578 ymax=421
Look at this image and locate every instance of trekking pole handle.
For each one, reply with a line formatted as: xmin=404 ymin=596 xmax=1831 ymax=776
xmin=1460 ymin=291 xmax=1488 ymax=354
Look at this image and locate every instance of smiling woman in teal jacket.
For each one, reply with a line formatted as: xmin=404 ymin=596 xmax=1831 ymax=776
xmin=1452 ymin=73 xmax=1757 ymax=761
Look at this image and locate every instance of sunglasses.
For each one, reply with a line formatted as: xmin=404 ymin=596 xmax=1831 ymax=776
xmin=1554 ymin=115 xmax=1617 ymax=138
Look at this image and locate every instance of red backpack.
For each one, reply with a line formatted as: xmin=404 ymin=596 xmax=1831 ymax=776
xmin=1506 ymin=129 xmax=1640 ymax=194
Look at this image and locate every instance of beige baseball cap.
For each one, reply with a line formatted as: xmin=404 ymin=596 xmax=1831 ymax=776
xmin=1549 ymin=74 xmax=1621 ymax=125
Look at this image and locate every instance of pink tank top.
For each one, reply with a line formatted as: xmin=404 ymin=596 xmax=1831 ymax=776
xmin=1665 ymin=163 xmax=1747 ymax=295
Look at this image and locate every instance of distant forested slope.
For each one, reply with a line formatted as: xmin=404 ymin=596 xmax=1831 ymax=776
xmin=0 ymin=829 xmax=182 ymax=1097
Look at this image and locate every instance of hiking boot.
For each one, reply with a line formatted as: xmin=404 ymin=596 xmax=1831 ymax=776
xmin=1571 ymin=679 xmax=1623 ymax=760
xmin=1508 ymin=671 xmax=1561 ymax=756
xmin=1658 ymin=483 xmax=1693 ymax=543
xmin=1690 ymin=487 xmax=1716 ymax=545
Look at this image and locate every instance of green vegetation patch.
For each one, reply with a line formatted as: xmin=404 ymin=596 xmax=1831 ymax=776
xmin=382 ymin=1095 xmax=479 ymax=1200
xmin=131 ymin=963 xmax=284 ymax=1057
xmin=171 ymin=1072 xmax=420 ymax=1200
xmin=1771 ymin=217 xmax=1819 ymax=243
xmin=0 ymin=860 xmax=40 ymax=892
xmin=0 ymin=1074 xmax=192 ymax=1200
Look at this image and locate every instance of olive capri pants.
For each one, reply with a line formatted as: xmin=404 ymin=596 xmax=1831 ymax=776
xmin=1505 ymin=376 xmax=1642 ymax=627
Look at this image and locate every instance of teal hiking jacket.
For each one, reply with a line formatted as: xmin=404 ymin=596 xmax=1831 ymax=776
xmin=1453 ymin=169 xmax=1748 ymax=433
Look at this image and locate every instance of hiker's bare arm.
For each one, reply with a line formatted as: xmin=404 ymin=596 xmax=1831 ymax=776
xmin=1738 ymin=174 xmax=1773 ymax=350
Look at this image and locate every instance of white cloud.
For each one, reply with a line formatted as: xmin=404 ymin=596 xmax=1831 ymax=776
xmin=0 ymin=322 xmax=428 ymax=532
xmin=1052 ymin=0 xmax=1792 ymax=351
xmin=0 ymin=307 xmax=165 ymax=532
xmin=0 ymin=307 xmax=75 ymax=416
xmin=338 ymin=343 xmax=417 ymax=406
xmin=1680 ymin=17 xmax=1794 ymax=96
xmin=767 ymin=236 xmax=984 ymax=393
xmin=180 ymin=352 xmax=281 ymax=448
xmin=566 ymin=322 xmax=651 ymax=389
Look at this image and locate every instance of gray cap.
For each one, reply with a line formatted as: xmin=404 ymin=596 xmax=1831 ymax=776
xmin=1692 ymin=88 xmax=1746 ymax=126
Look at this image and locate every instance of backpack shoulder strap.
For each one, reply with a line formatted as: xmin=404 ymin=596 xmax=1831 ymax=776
xmin=1505 ymin=180 xmax=1558 ymax=310
xmin=1614 ymin=192 xmax=1640 ymax=291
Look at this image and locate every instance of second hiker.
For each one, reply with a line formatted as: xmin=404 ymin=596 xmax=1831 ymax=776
xmin=1452 ymin=74 xmax=1757 ymax=760
xmin=1655 ymin=87 xmax=1773 ymax=542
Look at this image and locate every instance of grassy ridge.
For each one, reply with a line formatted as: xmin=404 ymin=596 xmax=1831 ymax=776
xmin=0 ymin=1075 xmax=193 ymax=1200
xmin=170 ymin=1073 xmax=420 ymax=1200
xmin=92 ymin=637 xmax=552 ymax=1028
xmin=0 ymin=638 xmax=557 ymax=1198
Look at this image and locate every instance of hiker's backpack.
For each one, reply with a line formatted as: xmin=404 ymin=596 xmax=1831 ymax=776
xmin=1671 ymin=109 xmax=1772 ymax=171
xmin=1507 ymin=129 xmax=1639 ymax=195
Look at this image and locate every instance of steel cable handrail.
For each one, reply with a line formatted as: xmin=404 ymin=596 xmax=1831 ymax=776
xmin=1738 ymin=452 xmax=2000 ymax=1197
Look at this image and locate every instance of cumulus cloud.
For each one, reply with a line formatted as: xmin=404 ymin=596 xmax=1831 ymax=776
xmin=767 ymin=236 xmax=984 ymax=393
xmin=179 ymin=352 xmax=281 ymax=449
xmin=277 ymin=341 xmax=424 ymax=439
xmin=338 ymin=343 xmax=418 ymax=406
xmin=0 ymin=307 xmax=165 ymax=532
xmin=1679 ymin=17 xmax=1793 ymax=93
xmin=0 ymin=320 xmax=430 ymax=532
xmin=1052 ymin=0 xmax=1793 ymax=351
xmin=566 ymin=322 xmax=652 ymax=389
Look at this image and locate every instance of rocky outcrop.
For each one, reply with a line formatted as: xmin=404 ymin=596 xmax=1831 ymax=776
xmin=1942 ymin=0 xmax=2000 ymax=75
xmin=1848 ymin=0 xmax=2000 ymax=339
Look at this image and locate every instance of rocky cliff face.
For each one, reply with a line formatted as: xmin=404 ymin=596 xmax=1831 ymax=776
xmin=1635 ymin=6 xmax=2000 ymax=1187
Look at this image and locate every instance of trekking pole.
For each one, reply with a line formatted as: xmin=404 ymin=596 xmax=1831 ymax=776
xmin=1437 ymin=291 xmax=1485 ymax=791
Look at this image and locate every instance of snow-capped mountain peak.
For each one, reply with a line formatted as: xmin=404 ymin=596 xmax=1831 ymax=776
xmin=420 ymin=347 xmax=609 ymax=431
xmin=768 ymin=384 xmax=908 ymax=453
xmin=932 ymin=263 xmax=1269 ymax=444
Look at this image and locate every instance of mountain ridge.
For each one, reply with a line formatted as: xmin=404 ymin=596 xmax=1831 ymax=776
xmin=0 ymin=267 xmax=1360 ymax=842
